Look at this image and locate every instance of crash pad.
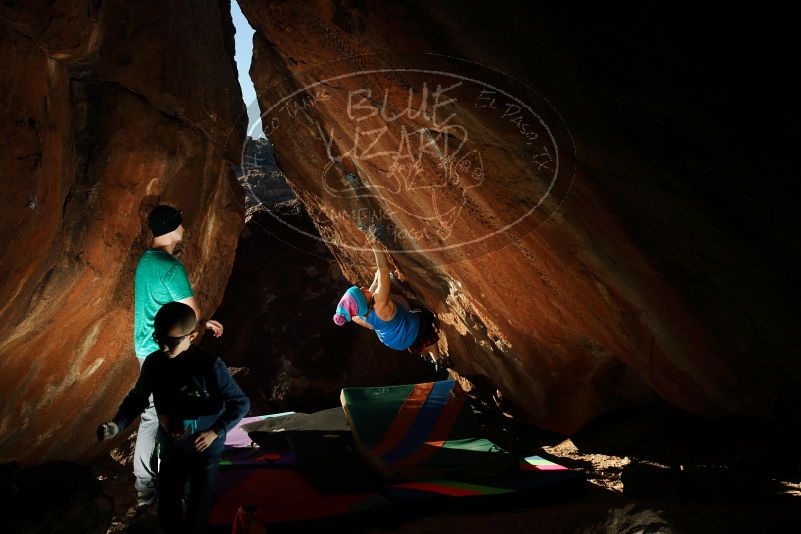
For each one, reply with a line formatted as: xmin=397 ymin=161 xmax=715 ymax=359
xmin=211 ymin=405 xmax=581 ymax=528
xmin=219 ymin=413 xmax=296 ymax=467
xmin=242 ymin=407 xmax=350 ymax=449
xmin=210 ymin=467 xmax=388 ymax=526
xmin=288 ymin=430 xmax=383 ymax=492
xmin=341 ymin=380 xmax=517 ymax=480
xmin=382 ymin=455 xmax=581 ymax=501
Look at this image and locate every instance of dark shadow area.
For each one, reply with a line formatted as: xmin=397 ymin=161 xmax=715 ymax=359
xmin=570 ymin=397 xmax=801 ymax=496
xmin=0 ymin=461 xmax=113 ymax=533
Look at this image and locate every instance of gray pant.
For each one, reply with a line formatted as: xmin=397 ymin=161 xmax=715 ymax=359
xmin=133 ymin=357 xmax=158 ymax=493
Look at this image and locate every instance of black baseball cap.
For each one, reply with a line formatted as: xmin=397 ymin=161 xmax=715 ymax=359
xmin=148 ymin=205 xmax=183 ymax=237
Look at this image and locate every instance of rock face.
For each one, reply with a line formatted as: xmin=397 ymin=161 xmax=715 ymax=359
xmin=237 ymin=1 xmax=799 ymax=432
xmin=0 ymin=1 xmax=245 ymax=461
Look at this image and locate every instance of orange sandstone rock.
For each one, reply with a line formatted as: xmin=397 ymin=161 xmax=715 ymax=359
xmin=0 ymin=0 xmax=245 ymax=461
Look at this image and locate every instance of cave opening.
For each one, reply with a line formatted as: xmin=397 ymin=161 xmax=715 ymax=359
xmin=202 ymin=2 xmax=440 ymax=418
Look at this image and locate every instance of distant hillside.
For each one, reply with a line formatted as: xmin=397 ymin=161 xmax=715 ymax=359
xmin=236 ymin=137 xmax=294 ymax=217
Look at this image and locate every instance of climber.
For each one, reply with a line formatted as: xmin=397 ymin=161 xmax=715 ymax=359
xmin=129 ymin=204 xmax=225 ymax=509
xmin=332 ymin=225 xmax=452 ymax=371
xmin=99 ymin=301 xmax=249 ymax=533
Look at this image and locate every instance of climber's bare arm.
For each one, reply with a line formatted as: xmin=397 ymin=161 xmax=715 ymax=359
xmin=352 ymin=316 xmax=373 ymax=330
xmin=359 ymin=225 xmax=395 ymax=319
xmin=370 ymin=266 xmax=409 ymax=309
xmin=371 ymin=243 xmax=394 ymax=312
xmin=368 ymin=270 xmax=380 ymax=293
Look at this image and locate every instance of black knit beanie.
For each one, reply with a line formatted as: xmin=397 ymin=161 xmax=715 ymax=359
xmin=148 ymin=205 xmax=183 ymax=237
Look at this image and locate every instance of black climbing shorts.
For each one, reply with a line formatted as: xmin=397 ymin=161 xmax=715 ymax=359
xmin=407 ymin=308 xmax=439 ymax=355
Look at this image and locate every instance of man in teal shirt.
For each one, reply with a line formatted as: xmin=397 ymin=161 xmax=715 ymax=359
xmin=132 ymin=205 xmax=224 ymax=508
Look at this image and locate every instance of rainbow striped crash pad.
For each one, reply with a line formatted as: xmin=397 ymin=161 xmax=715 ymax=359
xmin=341 ymin=380 xmax=518 ymax=480
xmin=382 ymin=455 xmax=581 ymax=500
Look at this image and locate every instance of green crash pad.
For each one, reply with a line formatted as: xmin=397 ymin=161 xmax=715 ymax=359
xmin=341 ymin=380 xmax=517 ymax=480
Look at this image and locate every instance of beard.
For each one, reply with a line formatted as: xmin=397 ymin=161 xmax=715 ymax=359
xmin=173 ymin=239 xmax=185 ymax=257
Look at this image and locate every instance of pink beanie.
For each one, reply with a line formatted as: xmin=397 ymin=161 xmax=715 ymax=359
xmin=333 ymin=286 xmax=369 ymax=326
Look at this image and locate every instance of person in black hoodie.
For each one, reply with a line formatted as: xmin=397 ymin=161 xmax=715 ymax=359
xmin=98 ymin=301 xmax=249 ymax=533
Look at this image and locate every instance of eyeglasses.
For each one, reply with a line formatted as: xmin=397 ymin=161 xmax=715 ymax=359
xmin=152 ymin=331 xmax=192 ymax=350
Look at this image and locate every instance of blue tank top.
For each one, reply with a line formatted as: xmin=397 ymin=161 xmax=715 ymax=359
xmin=363 ymin=302 xmax=421 ymax=351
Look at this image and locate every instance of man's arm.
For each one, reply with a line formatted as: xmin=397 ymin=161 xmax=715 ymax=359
xmin=177 ymin=295 xmax=224 ymax=337
xmin=177 ymin=295 xmax=201 ymax=321
xmin=165 ymin=263 xmax=223 ymax=337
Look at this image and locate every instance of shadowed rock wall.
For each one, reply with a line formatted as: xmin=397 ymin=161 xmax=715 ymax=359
xmin=236 ymin=0 xmax=799 ymax=432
